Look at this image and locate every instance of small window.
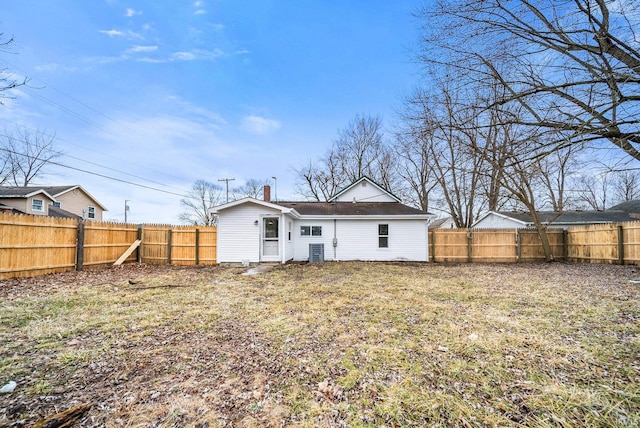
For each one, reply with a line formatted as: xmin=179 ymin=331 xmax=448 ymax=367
xmin=51 ymin=201 xmax=61 ymax=208
xmin=32 ymin=199 xmax=44 ymax=212
xmin=300 ymin=226 xmax=310 ymax=236
xmin=87 ymin=206 xmax=96 ymax=219
xmin=312 ymin=226 xmax=322 ymax=236
xmin=378 ymin=224 xmax=389 ymax=248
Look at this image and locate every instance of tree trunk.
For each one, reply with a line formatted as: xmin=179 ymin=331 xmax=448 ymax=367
xmin=530 ymin=210 xmax=554 ymax=262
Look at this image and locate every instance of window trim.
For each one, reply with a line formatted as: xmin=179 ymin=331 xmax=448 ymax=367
xmin=301 ymin=225 xmax=322 ymax=237
xmin=87 ymin=206 xmax=96 ymax=219
xmin=31 ymin=198 xmax=44 ymax=212
xmin=378 ymin=223 xmax=389 ymax=248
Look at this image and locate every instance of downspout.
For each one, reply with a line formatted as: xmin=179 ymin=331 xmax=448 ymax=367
xmin=281 ymin=213 xmax=285 ymax=264
xmin=333 ymin=218 xmax=337 ymax=260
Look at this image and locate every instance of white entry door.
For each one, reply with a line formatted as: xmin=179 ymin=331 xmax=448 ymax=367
xmin=261 ymin=217 xmax=279 ymax=261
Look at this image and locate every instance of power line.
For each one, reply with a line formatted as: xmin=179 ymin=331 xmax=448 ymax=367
xmin=0 ymin=146 xmax=191 ymax=199
xmin=0 ymin=60 xmax=189 ymax=184
xmin=0 ymin=119 xmax=189 ymax=188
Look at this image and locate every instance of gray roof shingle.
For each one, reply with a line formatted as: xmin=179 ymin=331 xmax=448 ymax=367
xmin=277 ymin=201 xmax=429 ymax=216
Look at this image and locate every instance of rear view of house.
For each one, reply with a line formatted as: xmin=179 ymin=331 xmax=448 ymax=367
xmin=211 ymin=177 xmax=434 ymax=264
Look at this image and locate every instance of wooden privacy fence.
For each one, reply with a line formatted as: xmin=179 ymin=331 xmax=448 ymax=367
xmin=0 ymin=212 xmax=217 ymax=279
xmin=429 ymin=221 xmax=640 ymax=264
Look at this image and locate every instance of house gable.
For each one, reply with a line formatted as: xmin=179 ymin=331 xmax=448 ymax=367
xmin=0 ymin=188 xmax=56 ymax=216
xmin=328 ymin=176 xmax=400 ymax=203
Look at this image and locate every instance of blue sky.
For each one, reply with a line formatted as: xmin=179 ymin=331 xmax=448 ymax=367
xmin=1 ymin=1 xmax=423 ymax=223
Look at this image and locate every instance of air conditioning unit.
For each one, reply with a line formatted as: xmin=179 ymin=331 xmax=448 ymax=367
xmin=309 ymin=243 xmax=324 ymax=263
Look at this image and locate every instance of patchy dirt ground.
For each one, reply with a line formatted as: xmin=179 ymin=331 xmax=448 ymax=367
xmin=1 ymin=262 xmax=639 ymax=427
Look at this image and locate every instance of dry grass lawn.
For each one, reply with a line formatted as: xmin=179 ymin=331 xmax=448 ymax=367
xmin=0 ymin=262 xmax=639 ymax=427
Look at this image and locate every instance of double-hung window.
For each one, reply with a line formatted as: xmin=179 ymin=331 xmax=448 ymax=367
xmin=87 ymin=206 xmax=96 ymax=219
xmin=301 ymin=226 xmax=322 ymax=236
xmin=31 ymin=199 xmax=44 ymax=212
xmin=378 ymin=224 xmax=389 ymax=248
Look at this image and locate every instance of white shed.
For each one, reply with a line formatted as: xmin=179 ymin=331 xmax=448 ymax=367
xmin=211 ymin=177 xmax=435 ymax=264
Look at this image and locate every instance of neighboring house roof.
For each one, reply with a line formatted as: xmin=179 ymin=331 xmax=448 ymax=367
xmin=328 ymin=176 xmax=401 ymax=203
xmin=473 ymin=200 xmax=640 ymax=228
xmin=609 ymin=200 xmax=640 ymax=215
xmin=48 ymin=205 xmax=82 ymax=219
xmin=0 ymin=187 xmax=56 ymax=201
xmin=0 ymin=202 xmax=23 ymax=214
xmin=40 ymin=185 xmax=108 ymax=211
xmin=428 ymin=218 xmax=450 ymax=228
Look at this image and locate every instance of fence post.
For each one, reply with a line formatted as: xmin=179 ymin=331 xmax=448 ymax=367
xmin=136 ymin=224 xmax=143 ymax=263
xmin=75 ymin=220 xmax=85 ymax=271
xmin=618 ymin=225 xmax=624 ymax=265
xmin=563 ymin=229 xmax=569 ymax=261
xmin=195 ymin=228 xmax=200 ymax=265
xmin=431 ymin=230 xmax=435 ymax=262
xmin=467 ymin=230 xmax=472 ymax=263
xmin=516 ymin=230 xmax=521 ymax=262
xmin=167 ymin=229 xmax=172 ymax=265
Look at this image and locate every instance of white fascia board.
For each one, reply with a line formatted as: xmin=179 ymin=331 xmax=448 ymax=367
xmin=473 ymin=211 xmax=529 ymax=227
xmin=296 ymin=214 xmax=433 ymax=221
xmin=210 ymin=198 xmax=300 ymax=217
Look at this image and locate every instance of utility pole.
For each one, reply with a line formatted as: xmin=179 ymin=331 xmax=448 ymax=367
xmin=124 ymin=200 xmax=130 ymax=223
xmin=272 ymin=176 xmax=277 ymax=202
xmin=218 ymin=178 xmax=235 ymax=203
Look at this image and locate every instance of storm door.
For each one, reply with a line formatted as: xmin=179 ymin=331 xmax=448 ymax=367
xmin=261 ymin=217 xmax=279 ymax=261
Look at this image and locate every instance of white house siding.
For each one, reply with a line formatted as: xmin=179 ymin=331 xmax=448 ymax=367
xmin=292 ymin=219 xmax=336 ymax=261
xmin=332 ymin=181 xmax=397 ymax=202
xmin=217 ymin=202 xmax=282 ymax=263
xmin=291 ymin=218 xmax=428 ymax=262
xmin=284 ymin=217 xmax=296 ymax=262
xmin=473 ymin=214 xmax=525 ymax=229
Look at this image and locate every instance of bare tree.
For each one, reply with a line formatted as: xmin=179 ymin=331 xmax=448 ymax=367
xmin=537 ymin=146 xmax=579 ymax=212
xmin=295 ymin=114 xmax=397 ymax=200
xmin=232 ymin=178 xmax=270 ymax=200
xmin=0 ymin=33 xmax=28 ymax=105
xmin=611 ymin=170 xmax=640 ymax=203
xmin=2 ymin=126 xmax=61 ymax=186
xmin=417 ymin=0 xmax=640 ymax=161
xmin=575 ymin=173 xmax=610 ymax=210
xmin=178 ymin=180 xmax=223 ymax=226
xmin=393 ymin=128 xmax=438 ymax=212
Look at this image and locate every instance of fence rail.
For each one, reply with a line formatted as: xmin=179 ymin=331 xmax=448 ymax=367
xmin=2 ymin=212 xmax=639 ymax=279
xmin=429 ymin=221 xmax=640 ymax=265
xmin=0 ymin=212 xmax=217 ymax=279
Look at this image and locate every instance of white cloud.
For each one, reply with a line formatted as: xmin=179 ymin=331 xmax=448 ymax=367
xmin=241 ymin=115 xmax=282 ymax=135
xmin=137 ymin=48 xmax=223 ymax=63
xmin=194 ymin=1 xmax=206 ymax=15
xmin=99 ymin=29 xmax=143 ymax=39
xmin=99 ymin=29 xmax=124 ymax=37
xmin=34 ymin=63 xmax=80 ymax=73
xmin=171 ymin=51 xmax=196 ymax=61
xmin=125 ymin=8 xmax=142 ymax=17
xmin=127 ymin=45 xmax=158 ymax=53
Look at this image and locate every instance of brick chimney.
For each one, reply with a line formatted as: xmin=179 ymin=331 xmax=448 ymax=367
xmin=263 ymin=185 xmax=271 ymax=202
